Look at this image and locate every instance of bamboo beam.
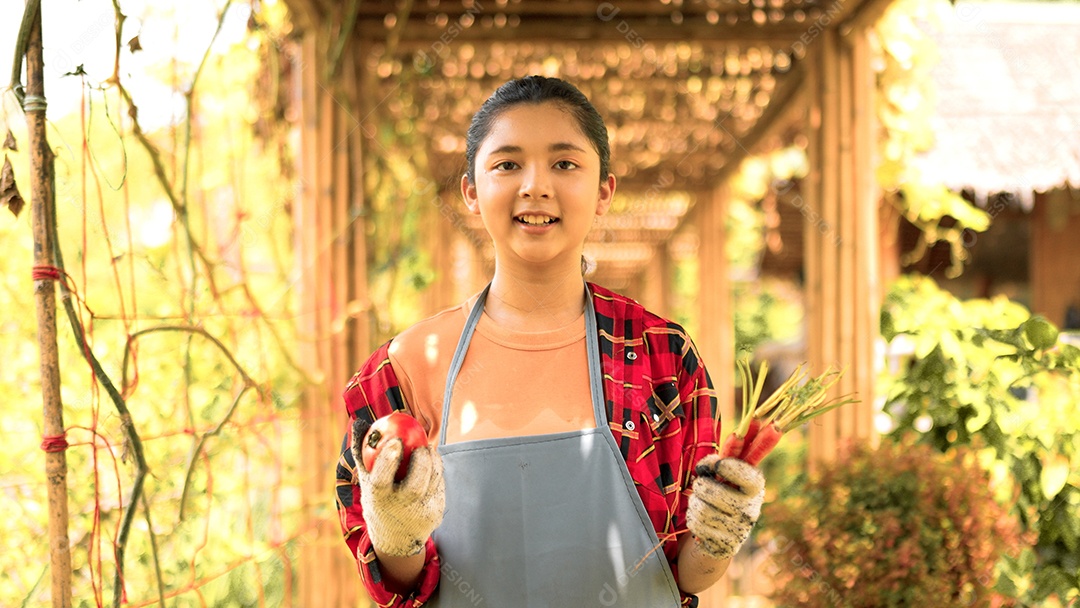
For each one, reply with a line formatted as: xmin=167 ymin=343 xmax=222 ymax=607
xmin=822 ymin=0 xmax=881 ymax=33
xmin=675 ymin=62 xmax=809 ymax=230
xmin=722 ymin=62 xmax=808 ymax=167
xmin=24 ymin=3 xmax=73 ymax=605
xmin=839 ymin=0 xmax=897 ymax=38
xmin=356 ymin=17 xmax=807 ymax=45
xmin=281 ymin=0 xmax=323 ymax=32
xmin=354 ymin=1 xmax=750 ymax=18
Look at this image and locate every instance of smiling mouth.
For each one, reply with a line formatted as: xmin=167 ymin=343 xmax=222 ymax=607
xmin=515 ymin=214 xmax=559 ymax=226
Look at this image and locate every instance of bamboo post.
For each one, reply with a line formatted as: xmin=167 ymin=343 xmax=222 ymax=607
xmin=694 ymin=185 xmax=734 ymax=608
xmin=296 ymin=29 xmax=323 ymax=608
xmin=24 ymin=2 xmax=74 ymax=605
xmin=851 ymin=27 xmax=881 ymax=441
xmin=805 ymin=24 xmax=880 ymax=467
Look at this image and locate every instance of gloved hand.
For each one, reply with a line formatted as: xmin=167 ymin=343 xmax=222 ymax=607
xmin=686 ymin=455 xmax=765 ymax=561
xmin=352 ymin=421 xmax=445 ymax=557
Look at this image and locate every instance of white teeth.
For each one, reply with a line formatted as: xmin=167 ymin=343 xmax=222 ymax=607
xmin=517 ymin=214 xmax=556 ymax=226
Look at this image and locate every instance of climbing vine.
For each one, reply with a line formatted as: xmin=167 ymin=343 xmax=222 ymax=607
xmin=3 ymin=1 xmax=308 ymax=605
xmin=873 ymin=0 xmax=991 ymax=277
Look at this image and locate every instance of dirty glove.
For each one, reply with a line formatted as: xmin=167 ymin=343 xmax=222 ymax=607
xmin=687 ymin=455 xmax=765 ymax=560
xmin=352 ymin=422 xmax=445 ymax=557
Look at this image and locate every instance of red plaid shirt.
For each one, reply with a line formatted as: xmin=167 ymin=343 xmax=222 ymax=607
xmin=334 ymin=283 xmax=721 ymax=607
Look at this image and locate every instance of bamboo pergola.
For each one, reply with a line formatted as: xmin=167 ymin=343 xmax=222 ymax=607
xmin=279 ymin=0 xmax=894 ymax=604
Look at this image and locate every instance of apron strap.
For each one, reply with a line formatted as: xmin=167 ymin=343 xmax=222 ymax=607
xmin=583 ymin=285 xmax=607 ymax=426
xmin=439 ymin=283 xmax=606 ymax=446
xmin=440 ymin=283 xmax=490 ymax=447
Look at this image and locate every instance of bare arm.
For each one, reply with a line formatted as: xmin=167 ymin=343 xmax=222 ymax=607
xmin=681 ymin=456 xmax=765 ymax=595
xmin=373 ymin=549 xmax=428 ymax=595
xmin=675 ymin=533 xmax=732 ymax=595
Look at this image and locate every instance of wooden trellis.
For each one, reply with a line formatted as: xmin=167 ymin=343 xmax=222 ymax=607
xmin=280 ymin=0 xmax=893 ymax=604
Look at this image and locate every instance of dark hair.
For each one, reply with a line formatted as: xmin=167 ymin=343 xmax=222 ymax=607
xmin=464 ymin=76 xmax=611 ymax=185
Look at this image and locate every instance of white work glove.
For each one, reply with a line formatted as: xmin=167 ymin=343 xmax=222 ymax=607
xmin=687 ymin=455 xmax=765 ymax=561
xmin=352 ymin=420 xmax=445 ymax=557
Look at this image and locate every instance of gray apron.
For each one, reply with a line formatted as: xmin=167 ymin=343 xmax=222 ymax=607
xmin=429 ymin=285 xmax=682 ymax=607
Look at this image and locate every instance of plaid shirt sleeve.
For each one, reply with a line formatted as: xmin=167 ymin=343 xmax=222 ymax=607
xmin=590 ymin=284 xmax=721 ymax=608
xmin=335 ymin=341 xmax=441 ymax=607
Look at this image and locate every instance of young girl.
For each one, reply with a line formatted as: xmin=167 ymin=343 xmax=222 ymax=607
xmin=335 ymin=76 xmax=765 ymax=607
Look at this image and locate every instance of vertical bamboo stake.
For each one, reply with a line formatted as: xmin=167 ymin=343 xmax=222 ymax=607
xmin=837 ymin=34 xmax=856 ymax=442
xmin=24 ymin=2 xmax=74 ymax=606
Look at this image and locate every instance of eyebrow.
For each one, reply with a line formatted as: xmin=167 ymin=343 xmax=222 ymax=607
xmin=488 ymin=142 xmax=587 ymax=155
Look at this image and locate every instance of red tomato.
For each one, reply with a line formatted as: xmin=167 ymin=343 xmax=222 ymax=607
xmin=361 ymin=412 xmax=428 ymax=481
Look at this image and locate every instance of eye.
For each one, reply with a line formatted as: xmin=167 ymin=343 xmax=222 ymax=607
xmin=493 ymin=161 xmax=519 ymax=171
xmin=554 ymin=160 xmax=578 ymax=170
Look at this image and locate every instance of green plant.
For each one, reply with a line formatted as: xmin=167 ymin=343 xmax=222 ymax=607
xmin=874 ymin=0 xmax=992 ymax=277
xmin=880 ymin=275 xmax=1080 ymax=605
xmin=764 ymin=440 xmax=1021 ymax=608
xmin=2 ymin=2 xmax=309 ymax=604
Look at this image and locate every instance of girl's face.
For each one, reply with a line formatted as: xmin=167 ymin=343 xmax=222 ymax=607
xmin=462 ymin=102 xmax=615 ymax=272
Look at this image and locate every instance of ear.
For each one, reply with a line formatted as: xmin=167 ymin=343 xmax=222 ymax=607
xmin=461 ymin=174 xmax=481 ymax=215
xmin=595 ymin=173 xmax=616 ymax=217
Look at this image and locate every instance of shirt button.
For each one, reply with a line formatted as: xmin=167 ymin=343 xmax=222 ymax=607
xmin=625 ymin=420 xmax=636 ymax=431
xmin=626 ymin=350 xmax=638 ymax=361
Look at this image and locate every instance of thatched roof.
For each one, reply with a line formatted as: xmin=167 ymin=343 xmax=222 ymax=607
xmin=916 ymin=1 xmax=1080 ymax=206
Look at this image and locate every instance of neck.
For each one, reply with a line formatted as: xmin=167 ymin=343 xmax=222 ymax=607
xmin=485 ymin=259 xmax=588 ymax=331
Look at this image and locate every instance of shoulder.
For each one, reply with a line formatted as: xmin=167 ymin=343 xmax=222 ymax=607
xmin=589 ymin=282 xmax=701 ymax=375
xmin=342 ymin=300 xmax=469 ymax=417
xmin=387 ymin=301 xmax=469 ymax=364
xmin=588 ymin=282 xmax=693 ymax=342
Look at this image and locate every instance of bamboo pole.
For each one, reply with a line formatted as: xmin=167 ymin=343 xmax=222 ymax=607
xmin=819 ymin=28 xmax=841 ymax=458
xmin=803 ymin=43 xmax=825 ymax=466
xmin=347 ymin=43 xmax=372 ymax=367
xmin=837 ymin=34 xmax=857 ymax=442
xmin=694 ymin=185 xmax=734 ymax=608
xmin=296 ymin=30 xmax=322 ymax=608
xmin=851 ymin=28 xmax=879 ymax=443
xmin=24 ymin=1 xmax=74 ymax=605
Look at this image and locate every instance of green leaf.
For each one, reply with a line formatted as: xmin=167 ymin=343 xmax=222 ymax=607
xmin=1019 ymin=547 xmax=1037 ymax=572
xmin=1041 ymin=455 xmax=1070 ymax=500
xmin=994 ymin=568 xmax=1020 ymax=599
xmin=939 ymin=330 xmax=965 ymax=366
xmin=965 ymin=400 xmax=991 ymax=434
xmin=915 ymin=333 xmax=939 ymax=359
xmin=881 ymin=309 xmax=898 ymax=342
xmin=1033 ymin=565 xmax=1074 ymax=602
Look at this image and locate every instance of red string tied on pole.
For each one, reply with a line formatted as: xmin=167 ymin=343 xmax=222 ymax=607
xmin=41 ymin=434 xmax=69 ymax=453
xmin=32 ymin=264 xmax=63 ymax=281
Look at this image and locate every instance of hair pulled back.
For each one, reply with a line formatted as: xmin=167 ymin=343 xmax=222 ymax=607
xmin=464 ymin=76 xmax=611 ymax=184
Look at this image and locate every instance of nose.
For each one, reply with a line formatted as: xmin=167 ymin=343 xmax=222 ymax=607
xmin=518 ymin=165 xmax=553 ymax=199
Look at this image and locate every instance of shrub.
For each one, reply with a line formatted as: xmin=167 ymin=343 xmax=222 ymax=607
xmin=763 ymin=440 xmax=1020 ymax=608
xmin=880 ymin=275 xmax=1080 ymax=604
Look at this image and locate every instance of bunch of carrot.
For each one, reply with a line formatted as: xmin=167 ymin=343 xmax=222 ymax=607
xmin=719 ymin=359 xmax=859 ymax=466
